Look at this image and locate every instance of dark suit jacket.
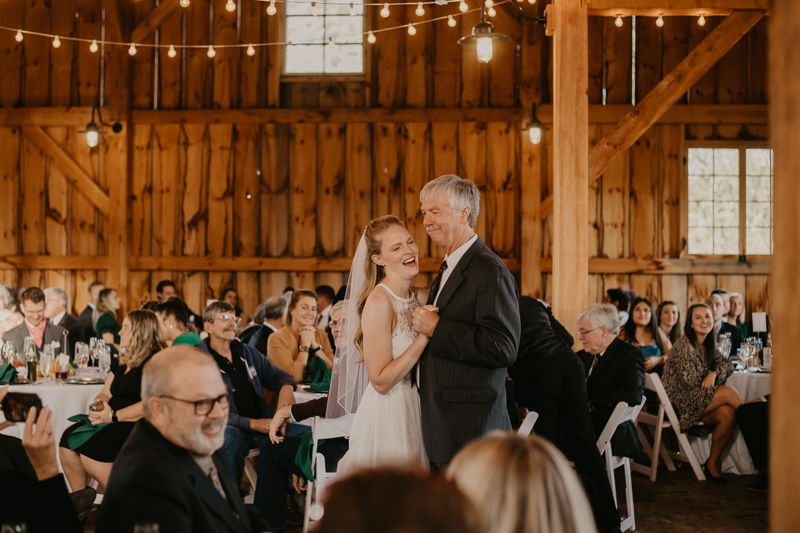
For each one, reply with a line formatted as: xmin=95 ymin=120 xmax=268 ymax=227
xmin=248 ymin=325 xmax=277 ymax=356
xmin=238 ymin=324 xmax=261 ymax=345
xmin=578 ymin=336 xmax=646 ymax=458
xmin=419 ymin=237 xmax=521 ymax=464
xmin=56 ymin=313 xmax=84 ymax=359
xmin=97 ymin=420 xmax=267 ymax=533
xmin=2 ymin=321 xmax=69 ymax=357
xmin=719 ymin=321 xmax=742 ymax=357
xmin=76 ymin=305 xmax=94 ymax=339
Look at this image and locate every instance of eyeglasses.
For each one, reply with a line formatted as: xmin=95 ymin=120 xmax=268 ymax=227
xmin=214 ymin=314 xmax=242 ymax=325
xmin=329 ymin=319 xmax=346 ymax=327
xmin=577 ymin=326 xmax=603 ymax=337
xmin=160 ymin=390 xmax=233 ymax=416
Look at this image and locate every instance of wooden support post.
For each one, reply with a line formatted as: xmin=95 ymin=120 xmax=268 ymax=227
xmin=769 ymin=0 xmax=800 ymax=529
xmin=520 ymin=136 xmax=542 ymax=298
xmin=551 ymin=0 xmax=588 ymax=340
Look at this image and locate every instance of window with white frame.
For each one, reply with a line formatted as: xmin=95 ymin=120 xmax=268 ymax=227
xmin=687 ymin=146 xmax=773 ymax=256
xmin=284 ymin=0 xmax=365 ymax=75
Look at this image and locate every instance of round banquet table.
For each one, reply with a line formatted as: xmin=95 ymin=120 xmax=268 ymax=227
xmin=1 ymin=382 xmax=105 ymax=472
xmin=688 ymin=371 xmax=771 ymax=475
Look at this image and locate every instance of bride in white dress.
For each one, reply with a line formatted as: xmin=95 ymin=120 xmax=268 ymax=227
xmin=335 ymin=215 xmax=430 ymax=474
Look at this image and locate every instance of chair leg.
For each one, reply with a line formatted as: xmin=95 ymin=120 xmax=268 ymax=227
xmin=604 ymin=447 xmax=618 ymax=508
xmin=624 ymin=458 xmax=635 ymax=531
xmin=676 ymin=432 xmax=706 ymax=481
xmin=303 ymin=480 xmax=315 ymax=533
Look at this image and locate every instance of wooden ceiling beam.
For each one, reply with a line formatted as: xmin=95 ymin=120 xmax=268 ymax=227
xmin=22 ymin=127 xmax=111 ymax=216
xmin=0 ymin=256 xmax=108 ymax=270
xmin=492 ymin=4 xmax=523 ymax=42
xmin=131 ymin=0 xmax=182 ymax=44
xmin=587 ymin=0 xmax=769 ymax=16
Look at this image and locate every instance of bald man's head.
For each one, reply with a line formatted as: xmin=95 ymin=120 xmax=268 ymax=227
xmin=142 ymin=346 xmax=219 ymax=416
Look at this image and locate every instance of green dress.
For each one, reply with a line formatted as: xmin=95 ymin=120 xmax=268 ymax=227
xmin=95 ymin=313 xmax=120 ymax=344
xmin=172 ymin=332 xmax=201 ymax=346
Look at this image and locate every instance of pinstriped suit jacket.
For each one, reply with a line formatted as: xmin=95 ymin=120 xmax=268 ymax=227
xmin=419 ymin=237 xmax=521 ymax=464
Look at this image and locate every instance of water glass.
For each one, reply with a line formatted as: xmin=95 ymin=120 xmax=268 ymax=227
xmin=38 ymin=353 xmax=52 ymax=385
xmin=99 ymin=347 xmax=111 ymax=376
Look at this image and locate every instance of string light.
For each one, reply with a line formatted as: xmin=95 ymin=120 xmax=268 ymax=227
xmin=15 ymin=30 xmax=23 ymax=42
xmin=350 ymin=2 xmax=357 ymax=15
xmin=311 ymin=1 xmax=319 ymax=15
xmin=267 ymin=0 xmax=277 ymax=15
xmin=459 ymin=0 xmax=468 ymax=12
xmin=697 ymin=14 xmax=706 ymax=26
xmin=180 ymin=0 xmax=190 ymax=7
xmin=527 ymin=0 xmax=535 ymax=3
xmin=168 ymin=44 xmax=177 ymax=58
xmin=247 ymin=43 xmax=255 ymax=56
xmin=226 ymin=0 xmax=236 ymax=11
xmin=408 ymin=23 xmax=417 ymax=35
xmin=128 ymin=42 xmax=137 ymax=55
xmin=656 ymin=15 xmax=664 ymax=27
xmin=615 ymin=15 xmax=623 ymax=27
xmin=207 ymin=44 xmax=216 ymax=57
xmin=381 ymin=2 xmax=390 ymax=17
xmin=415 ymin=2 xmax=425 ymax=16
xmin=487 ymin=6 xmax=496 ymax=16
xmin=52 ymin=35 xmax=61 ymax=48
xmin=90 ymin=39 xmax=98 ymax=52
xmin=448 ymin=14 xmax=457 ymax=27
xmin=368 ymin=31 xmax=376 ymax=43
xmin=484 ymin=0 xmax=493 ymax=7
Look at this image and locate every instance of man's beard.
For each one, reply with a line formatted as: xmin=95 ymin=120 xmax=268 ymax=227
xmin=172 ymin=415 xmax=227 ymax=456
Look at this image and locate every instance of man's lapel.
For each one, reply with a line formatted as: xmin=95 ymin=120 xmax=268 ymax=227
xmin=433 ymin=238 xmax=484 ymax=312
xmin=589 ymin=337 xmax=619 ymax=381
xmin=176 ymin=452 xmax=248 ymax=533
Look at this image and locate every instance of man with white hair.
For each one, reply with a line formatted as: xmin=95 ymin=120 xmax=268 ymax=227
xmin=575 ymin=303 xmax=646 ymax=459
xmin=97 ymin=346 xmax=270 ymax=533
xmin=44 ymin=287 xmax=84 ymax=356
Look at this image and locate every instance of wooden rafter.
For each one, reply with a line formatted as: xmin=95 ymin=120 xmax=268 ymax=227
xmin=101 ymin=0 xmax=125 ymax=43
xmin=131 ymin=0 xmax=181 ymax=44
xmin=587 ymin=0 xmax=769 ymax=16
xmin=492 ymin=4 xmax=523 ymax=42
xmin=0 ymin=256 xmax=108 ymax=270
xmin=22 ymin=127 xmax=111 ymax=216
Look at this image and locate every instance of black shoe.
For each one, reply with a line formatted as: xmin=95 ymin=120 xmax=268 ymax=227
xmin=747 ymin=480 xmax=768 ymax=492
xmin=69 ymin=487 xmax=97 ymax=522
xmin=688 ymin=425 xmax=713 ymax=437
xmin=286 ymin=494 xmax=304 ymax=526
xmin=703 ymin=464 xmax=728 ymax=485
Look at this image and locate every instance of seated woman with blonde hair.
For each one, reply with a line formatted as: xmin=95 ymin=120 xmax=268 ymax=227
xmin=448 ymin=432 xmax=598 ymax=533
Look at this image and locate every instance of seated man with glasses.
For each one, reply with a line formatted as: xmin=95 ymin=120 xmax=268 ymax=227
xmin=575 ymin=303 xmax=646 ymax=459
xmin=198 ymin=301 xmax=298 ymax=484
xmin=96 ymin=346 xmax=271 ymax=532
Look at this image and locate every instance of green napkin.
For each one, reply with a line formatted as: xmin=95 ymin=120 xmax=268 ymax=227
xmin=172 ymin=332 xmax=202 ymax=346
xmin=0 ymin=364 xmax=18 ymax=385
xmin=295 ymin=431 xmax=325 ymax=482
xmin=66 ymin=414 xmax=113 ymax=451
xmin=301 ymin=356 xmax=331 ymax=393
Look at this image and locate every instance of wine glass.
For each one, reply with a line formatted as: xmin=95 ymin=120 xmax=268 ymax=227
xmin=38 ymin=353 xmax=52 ymax=385
xmin=99 ymin=347 xmax=111 ymax=376
xmin=3 ymin=342 xmax=16 ymax=367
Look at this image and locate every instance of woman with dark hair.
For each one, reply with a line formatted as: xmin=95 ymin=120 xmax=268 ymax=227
xmin=155 ymin=298 xmax=200 ymax=346
xmin=621 ymin=297 xmax=671 ymax=373
xmin=657 ymin=300 xmax=684 ymax=346
xmin=94 ymin=288 xmax=122 ymax=348
xmin=219 ymin=288 xmax=250 ymax=329
xmin=662 ymin=303 xmax=739 ymax=483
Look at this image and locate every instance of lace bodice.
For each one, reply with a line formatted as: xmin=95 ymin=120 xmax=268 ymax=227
xmin=377 ymin=284 xmax=420 ymax=385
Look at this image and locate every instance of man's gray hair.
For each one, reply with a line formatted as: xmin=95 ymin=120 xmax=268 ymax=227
xmin=330 ymin=300 xmax=346 ymax=316
xmin=577 ymin=303 xmax=620 ymax=336
xmin=141 ymin=346 xmax=216 ymax=419
xmin=44 ymin=287 xmax=69 ymax=309
xmin=420 ymin=174 xmax=481 ymax=229
xmin=202 ymin=301 xmax=235 ymax=324
xmin=263 ymin=296 xmax=287 ymax=321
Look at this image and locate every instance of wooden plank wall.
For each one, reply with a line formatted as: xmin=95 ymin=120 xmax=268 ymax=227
xmin=0 ymin=2 xmax=771 ymax=324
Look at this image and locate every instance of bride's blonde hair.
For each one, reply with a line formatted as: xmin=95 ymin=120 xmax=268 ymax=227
xmin=354 ymin=215 xmax=406 ymax=359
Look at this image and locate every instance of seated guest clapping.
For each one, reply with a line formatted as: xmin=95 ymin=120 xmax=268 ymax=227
xmin=267 ymin=290 xmax=334 ymax=383
xmin=576 ymin=304 xmax=646 ymax=458
xmin=96 ymin=346 xmax=270 ymax=533
xmin=621 ymin=297 xmax=671 ymax=373
xmin=155 ymin=298 xmax=201 ymax=346
xmin=59 ymin=310 xmax=166 ymax=492
xmin=197 ymin=301 xmax=297 ymax=484
xmin=448 ymin=433 xmax=597 ymax=533
xmin=662 ymin=303 xmax=739 ymax=483
xmin=657 ymin=300 xmax=683 ymax=347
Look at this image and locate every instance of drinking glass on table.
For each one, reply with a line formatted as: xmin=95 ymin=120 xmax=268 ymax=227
xmin=37 ymin=352 xmax=52 ymax=385
xmin=99 ymin=347 xmax=111 ymax=376
xmin=89 ymin=337 xmax=97 ymax=366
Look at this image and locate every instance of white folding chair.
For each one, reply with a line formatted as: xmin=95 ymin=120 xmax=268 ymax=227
xmin=517 ymin=410 xmax=539 ymax=436
xmin=303 ymin=414 xmax=354 ymax=533
xmin=596 ymin=397 xmax=646 ymax=532
xmin=632 ymin=373 xmax=706 ymax=482
xmin=243 ymin=449 xmax=260 ymax=504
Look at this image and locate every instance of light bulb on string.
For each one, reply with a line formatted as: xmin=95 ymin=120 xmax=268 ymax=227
xmin=226 ymin=0 xmax=236 ymax=12
xmin=656 ymin=15 xmax=664 ymax=27
xmin=350 ymin=3 xmax=357 ymax=16
xmin=415 ymin=2 xmax=425 ymax=16
xmin=381 ymin=3 xmax=390 ymax=17
xmin=128 ymin=42 xmax=137 ymax=55
xmin=15 ymin=30 xmax=23 ymax=42
xmin=328 ymin=38 xmax=335 ymax=48
xmin=168 ymin=44 xmax=177 ymax=58
xmin=408 ymin=23 xmax=416 ymax=35
xmin=267 ymin=0 xmax=277 ymax=15
xmin=368 ymin=31 xmax=376 ymax=43
xmin=448 ymin=15 xmax=457 ymax=27
xmin=487 ymin=7 xmax=496 ymax=17
xmin=180 ymin=0 xmax=189 ymax=6
xmin=615 ymin=15 xmax=623 ymax=27
xmin=528 ymin=0 xmax=536 ymax=4
xmin=484 ymin=0 xmax=493 ymax=8
xmin=90 ymin=39 xmax=98 ymax=53
xmin=53 ymin=35 xmax=61 ymax=48
xmin=459 ymin=0 xmax=468 ymax=12
xmin=697 ymin=14 xmax=706 ymax=26
xmin=207 ymin=44 xmax=216 ymax=58
xmin=311 ymin=2 xmax=319 ymax=15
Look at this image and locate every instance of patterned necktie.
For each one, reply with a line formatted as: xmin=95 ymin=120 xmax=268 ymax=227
xmin=587 ymin=354 xmax=600 ymax=380
xmin=208 ymin=462 xmax=227 ymax=500
xmin=426 ymin=260 xmax=449 ymax=306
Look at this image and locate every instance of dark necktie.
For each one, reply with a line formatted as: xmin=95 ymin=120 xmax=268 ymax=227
xmin=586 ymin=354 xmax=600 ymax=381
xmin=426 ymin=260 xmax=449 ymax=306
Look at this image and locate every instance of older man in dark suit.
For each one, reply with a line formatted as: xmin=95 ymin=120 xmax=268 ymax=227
xmin=3 ymin=287 xmax=68 ymax=357
xmin=412 ymin=175 xmax=521 ymax=469
xmin=576 ymin=303 xmax=646 ymax=459
xmin=44 ymin=287 xmax=84 ymax=358
xmin=97 ymin=346 xmax=270 ymax=533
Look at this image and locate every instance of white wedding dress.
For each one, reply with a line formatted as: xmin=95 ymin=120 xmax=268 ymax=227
xmin=337 ymin=284 xmax=429 ymax=474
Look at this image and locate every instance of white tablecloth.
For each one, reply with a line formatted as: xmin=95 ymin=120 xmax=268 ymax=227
xmin=1 ymin=383 xmax=105 ymax=471
xmin=688 ymin=371 xmax=771 ymax=475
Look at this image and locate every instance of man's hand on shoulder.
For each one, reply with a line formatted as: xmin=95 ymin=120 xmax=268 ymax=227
xmin=412 ymin=306 xmax=439 ymax=338
xmin=250 ymin=418 xmax=273 ymax=434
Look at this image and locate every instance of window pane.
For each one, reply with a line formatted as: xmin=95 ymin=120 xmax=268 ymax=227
xmin=745 ymin=149 xmax=774 ymax=256
xmin=746 ymin=176 xmax=770 ymax=202
xmin=688 ymin=148 xmax=713 ymax=176
xmin=688 ymin=175 xmax=713 ymax=201
xmin=286 ymin=1 xmax=309 ymax=15
xmin=747 ymin=202 xmax=770 ymax=228
xmin=688 ymin=201 xmax=713 ymax=227
xmin=746 ymin=148 xmax=771 ymax=176
xmin=713 ymin=148 xmax=739 ymax=176
xmin=327 ymin=16 xmax=364 ymax=43
xmin=689 ymin=227 xmax=713 ymax=255
xmin=324 ymin=44 xmax=363 ymax=73
xmin=285 ymin=45 xmax=324 ymax=73
xmin=714 ymin=228 xmax=739 ymax=255
xmin=714 ymin=201 xmax=739 ymax=228
xmin=286 ymin=17 xmax=325 ymax=44
xmin=714 ymin=176 xmax=739 ymax=202
xmin=747 ymin=228 xmax=771 ymax=255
